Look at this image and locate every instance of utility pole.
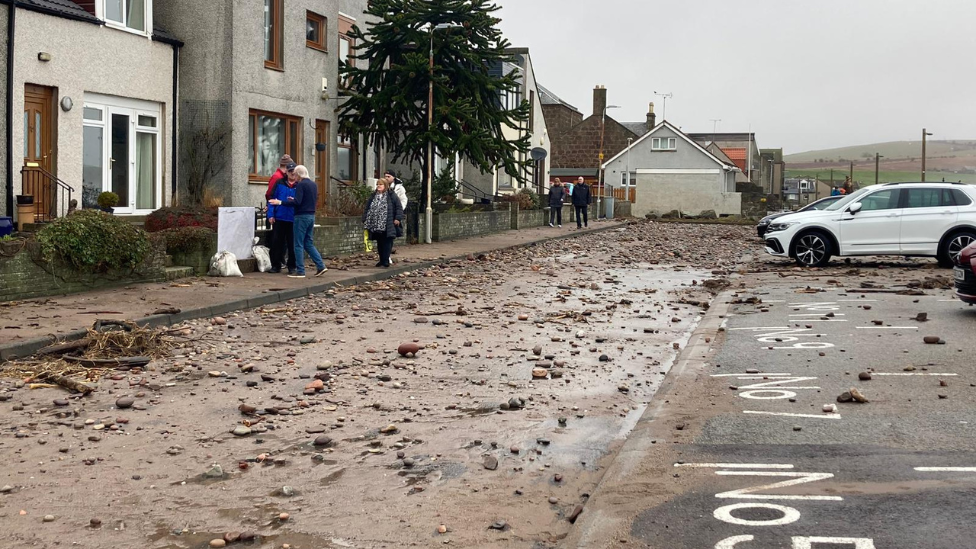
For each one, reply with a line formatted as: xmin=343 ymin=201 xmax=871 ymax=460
xmin=875 ymin=153 xmax=883 ymax=186
xmin=849 ymin=161 xmax=854 ymax=186
xmin=921 ymin=128 xmax=933 ymax=182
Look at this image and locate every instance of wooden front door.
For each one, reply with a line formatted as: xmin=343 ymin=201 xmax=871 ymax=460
xmin=315 ymin=120 xmax=329 ymax=210
xmin=24 ymin=84 xmax=57 ymax=218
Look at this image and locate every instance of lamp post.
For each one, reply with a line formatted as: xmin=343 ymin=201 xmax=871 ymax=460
xmin=597 ymin=104 xmax=621 ymax=220
xmin=653 ymin=91 xmax=672 ymax=120
xmin=921 ymin=128 xmax=933 ymax=182
xmin=875 ymin=153 xmax=884 ymax=186
xmin=626 ymin=137 xmax=633 ymax=199
xmin=425 ymin=23 xmax=463 ymax=244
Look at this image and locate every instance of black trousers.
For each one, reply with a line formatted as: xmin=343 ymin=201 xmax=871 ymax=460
xmin=371 ymin=231 xmax=395 ymax=266
xmin=549 ymin=206 xmax=563 ymax=225
xmin=270 ymin=220 xmax=295 ymax=271
xmin=575 ymin=205 xmax=588 ymax=228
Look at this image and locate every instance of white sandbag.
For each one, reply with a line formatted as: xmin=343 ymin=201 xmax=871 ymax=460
xmin=253 ymin=245 xmax=272 ymax=273
xmin=208 ymin=251 xmax=243 ymax=277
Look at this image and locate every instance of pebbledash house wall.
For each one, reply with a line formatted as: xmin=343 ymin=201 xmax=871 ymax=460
xmin=155 ymin=0 xmax=379 ymax=210
xmin=0 ymin=4 xmax=8 ymax=219
xmin=605 ymin=125 xmax=740 ymax=217
xmin=11 ymin=9 xmax=175 ymax=221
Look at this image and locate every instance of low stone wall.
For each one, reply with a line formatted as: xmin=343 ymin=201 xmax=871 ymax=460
xmin=433 ymin=211 xmax=511 ymax=242
xmin=517 ymin=208 xmax=547 ymax=229
xmin=613 ymin=200 xmax=633 ymax=219
xmin=0 ymin=240 xmax=167 ymax=302
xmin=169 ymin=232 xmax=218 ymax=275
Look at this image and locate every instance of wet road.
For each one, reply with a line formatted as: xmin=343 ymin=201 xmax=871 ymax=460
xmin=569 ymin=263 xmax=976 ymax=548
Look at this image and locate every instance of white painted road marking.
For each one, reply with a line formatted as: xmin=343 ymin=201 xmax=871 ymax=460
xmin=792 ymin=537 xmax=877 ymax=549
xmin=744 ymin=410 xmax=841 ymax=420
xmin=855 ymin=326 xmax=919 ymax=330
xmin=675 ymin=463 xmax=795 ymax=469
xmin=711 ymin=373 xmax=794 ymax=377
xmin=715 ymin=535 xmax=755 ymax=548
xmin=715 ymin=471 xmax=843 ymax=501
xmin=713 ymin=503 xmax=802 ymax=526
xmin=872 ymin=373 xmax=958 ymax=376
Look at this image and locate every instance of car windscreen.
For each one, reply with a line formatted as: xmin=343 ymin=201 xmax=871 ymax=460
xmin=824 ymin=187 xmax=871 ymax=211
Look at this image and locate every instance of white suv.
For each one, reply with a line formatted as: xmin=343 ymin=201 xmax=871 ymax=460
xmin=763 ymin=182 xmax=976 ymax=267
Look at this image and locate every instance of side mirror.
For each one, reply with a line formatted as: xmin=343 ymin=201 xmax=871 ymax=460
xmin=849 ymin=202 xmax=863 ymax=214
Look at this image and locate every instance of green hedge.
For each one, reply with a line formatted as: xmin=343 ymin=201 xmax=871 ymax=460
xmin=36 ymin=210 xmax=151 ymax=272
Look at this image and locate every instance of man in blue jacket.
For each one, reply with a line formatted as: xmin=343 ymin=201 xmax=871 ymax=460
xmin=572 ymin=176 xmax=592 ymax=229
xmin=268 ymin=164 xmax=327 ymax=278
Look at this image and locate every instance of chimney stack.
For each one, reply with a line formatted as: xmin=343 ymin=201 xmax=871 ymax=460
xmin=646 ymin=102 xmax=657 ymax=132
xmin=592 ymin=85 xmax=607 ymax=117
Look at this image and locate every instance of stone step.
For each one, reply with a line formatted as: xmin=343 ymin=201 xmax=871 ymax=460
xmin=164 ymin=266 xmax=194 ymax=281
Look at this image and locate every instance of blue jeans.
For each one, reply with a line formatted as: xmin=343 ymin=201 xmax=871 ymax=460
xmin=293 ymin=214 xmax=324 ymax=274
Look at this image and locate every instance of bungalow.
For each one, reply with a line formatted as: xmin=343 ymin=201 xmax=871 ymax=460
xmin=1 ymin=0 xmax=181 ymax=225
xmin=602 ymin=120 xmax=741 ymax=218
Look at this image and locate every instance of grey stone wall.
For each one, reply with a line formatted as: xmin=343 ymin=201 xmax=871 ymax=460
xmin=0 ymin=240 xmax=167 ymax=302
xmin=433 ymin=211 xmax=511 ymax=242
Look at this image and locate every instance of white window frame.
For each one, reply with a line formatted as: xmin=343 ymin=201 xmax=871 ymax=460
xmin=95 ymin=0 xmax=153 ymax=37
xmin=620 ymin=171 xmax=636 ymax=187
xmin=83 ymin=94 xmax=163 ymax=215
xmin=651 ymin=137 xmax=677 ymax=151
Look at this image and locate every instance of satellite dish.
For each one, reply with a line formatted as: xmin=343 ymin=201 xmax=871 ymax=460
xmin=530 ymin=147 xmax=548 ymax=161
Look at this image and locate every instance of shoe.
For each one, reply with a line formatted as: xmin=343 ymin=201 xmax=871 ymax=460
xmin=375 ymin=261 xmax=384 ymax=267
xmin=379 ymin=263 xmax=390 ymax=268
xmin=270 ymin=269 xmax=281 ymax=274
xmin=288 ymin=269 xmax=296 ymax=275
xmin=558 ymin=224 xmax=562 ymax=228
xmin=548 ymin=223 xmax=554 ymax=227
xmin=584 ymin=224 xmax=588 ymax=228
xmin=288 ymin=273 xmax=306 ymax=278
xmin=314 ymin=267 xmax=328 ymax=277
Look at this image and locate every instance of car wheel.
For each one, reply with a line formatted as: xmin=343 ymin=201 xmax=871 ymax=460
xmin=793 ymin=231 xmax=832 ymax=268
xmin=938 ymin=230 xmax=976 ymax=268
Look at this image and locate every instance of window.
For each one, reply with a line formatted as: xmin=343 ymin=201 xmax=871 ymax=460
xmin=100 ymin=0 xmax=150 ymax=33
xmin=528 ymin=90 xmax=535 ymax=129
xmin=264 ymin=0 xmax=283 ymax=70
xmin=952 ymin=189 xmax=973 ymax=206
xmin=858 ymin=189 xmax=899 ymax=211
xmin=904 ymin=188 xmax=945 ymax=208
xmin=337 ymin=133 xmax=357 ymax=182
xmin=306 ymin=11 xmax=327 ymax=51
xmin=651 ymin=137 xmax=677 ymax=151
xmin=82 ymin=95 xmax=162 ymax=213
xmin=620 ymin=172 xmax=635 ymax=187
xmin=339 ymin=14 xmax=356 ymax=86
xmin=248 ymin=110 xmax=302 ymax=180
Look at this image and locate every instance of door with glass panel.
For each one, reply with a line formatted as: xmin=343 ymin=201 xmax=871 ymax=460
xmin=83 ymin=97 xmax=161 ymax=214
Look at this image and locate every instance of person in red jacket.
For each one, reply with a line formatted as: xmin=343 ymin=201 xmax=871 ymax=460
xmin=265 ymin=154 xmax=293 ymax=201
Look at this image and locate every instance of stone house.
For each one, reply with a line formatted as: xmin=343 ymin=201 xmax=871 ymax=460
xmin=155 ymin=0 xmax=380 ymax=211
xmin=1 ymin=0 xmax=181 ymax=225
xmin=687 ymin=131 xmax=761 ymax=187
xmin=602 ymin=120 xmax=741 ymax=218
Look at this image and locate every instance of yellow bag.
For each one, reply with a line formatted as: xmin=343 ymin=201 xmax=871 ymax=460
xmin=363 ymin=230 xmax=373 ymax=252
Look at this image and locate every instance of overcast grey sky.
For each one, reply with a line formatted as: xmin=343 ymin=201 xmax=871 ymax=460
xmin=495 ymin=0 xmax=976 ymax=154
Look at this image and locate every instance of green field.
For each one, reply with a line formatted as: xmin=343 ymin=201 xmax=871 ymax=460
xmin=786 ymin=169 xmax=976 ymax=187
xmin=786 ymin=140 xmax=976 ymax=164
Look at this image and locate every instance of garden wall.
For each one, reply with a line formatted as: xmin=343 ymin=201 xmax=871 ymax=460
xmin=432 ymin=211 xmax=512 ymax=242
xmin=0 ymin=240 xmax=167 ymax=302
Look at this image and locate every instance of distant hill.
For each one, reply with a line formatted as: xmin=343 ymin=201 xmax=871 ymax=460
xmin=785 ymin=140 xmax=976 ymax=185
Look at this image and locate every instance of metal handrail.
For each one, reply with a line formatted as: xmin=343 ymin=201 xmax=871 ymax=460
xmin=455 ymin=178 xmax=500 ymax=203
xmin=20 ymin=165 xmax=73 ymax=223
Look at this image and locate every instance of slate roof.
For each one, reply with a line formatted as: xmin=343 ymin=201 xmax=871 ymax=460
xmin=537 ymin=83 xmax=581 ymax=114
xmin=15 ymin=0 xmax=101 ymax=24
xmin=620 ymin=122 xmax=650 ymax=137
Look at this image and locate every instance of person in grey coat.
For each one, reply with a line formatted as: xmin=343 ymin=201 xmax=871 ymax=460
xmin=572 ymin=177 xmax=592 ymax=229
xmin=362 ymin=178 xmax=405 ymax=268
xmin=548 ymin=179 xmax=567 ymax=227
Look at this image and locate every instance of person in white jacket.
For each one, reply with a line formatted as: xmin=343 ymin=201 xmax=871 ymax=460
xmin=383 ymin=170 xmax=408 ymax=263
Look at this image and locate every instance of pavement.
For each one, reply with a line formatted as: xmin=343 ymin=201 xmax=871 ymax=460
xmin=564 ymin=256 xmax=976 ymax=548
xmin=0 ymin=220 xmax=627 ymax=361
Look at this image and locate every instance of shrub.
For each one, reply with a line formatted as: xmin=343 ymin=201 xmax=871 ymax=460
xmin=157 ymin=226 xmax=216 ymax=255
xmin=325 ymin=182 xmax=374 ymax=217
xmin=502 ymin=188 xmax=541 ymax=210
xmin=36 ymin=210 xmax=151 ymax=272
xmin=97 ymin=191 xmax=120 ymax=209
xmin=145 ymin=206 xmax=219 ymax=233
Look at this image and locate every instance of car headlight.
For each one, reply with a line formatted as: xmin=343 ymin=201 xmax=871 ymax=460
xmin=767 ymin=221 xmax=798 ymax=233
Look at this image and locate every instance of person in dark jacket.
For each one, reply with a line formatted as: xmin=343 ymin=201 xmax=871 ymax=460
xmin=362 ymin=179 xmax=405 ymax=268
xmin=267 ymin=170 xmax=298 ymax=274
xmin=572 ymin=176 xmax=592 ymax=229
xmin=548 ymin=179 xmax=566 ymax=227
xmin=268 ymin=164 xmax=327 ymax=278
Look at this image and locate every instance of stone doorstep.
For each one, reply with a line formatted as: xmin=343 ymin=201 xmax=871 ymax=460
xmin=0 ymin=221 xmax=631 ymax=363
